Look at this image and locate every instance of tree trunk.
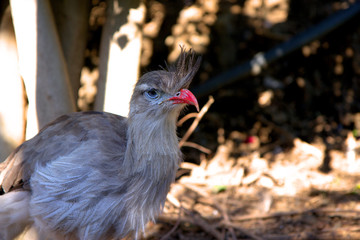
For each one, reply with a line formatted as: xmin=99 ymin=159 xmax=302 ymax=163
xmin=50 ymin=0 xmax=91 ymax=104
xmin=10 ymin=0 xmax=76 ymax=139
xmin=0 ymin=6 xmax=26 ymax=161
xmin=95 ymin=0 xmax=145 ymax=117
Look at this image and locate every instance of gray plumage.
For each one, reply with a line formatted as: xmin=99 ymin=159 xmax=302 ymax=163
xmin=0 ymin=49 xmax=201 ymax=240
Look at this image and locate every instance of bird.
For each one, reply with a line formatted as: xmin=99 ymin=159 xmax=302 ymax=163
xmin=0 ymin=48 xmax=201 ymax=240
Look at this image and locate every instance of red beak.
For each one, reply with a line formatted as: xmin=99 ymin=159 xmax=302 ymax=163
xmin=168 ymin=89 xmax=199 ymax=112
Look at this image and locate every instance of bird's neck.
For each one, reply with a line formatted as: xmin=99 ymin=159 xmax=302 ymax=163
xmin=122 ymin=111 xmax=182 ymax=232
xmin=125 ymin=110 xmax=182 ymax=180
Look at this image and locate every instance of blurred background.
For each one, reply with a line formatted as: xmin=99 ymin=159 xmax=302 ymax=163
xmin=1 ymin=0 xmax=360 ymax=239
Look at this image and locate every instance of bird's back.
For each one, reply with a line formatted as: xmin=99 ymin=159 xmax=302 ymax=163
xmin=0 ymin=111 xmax=128 ymax=194
xmin=0 ymin=111 xmax=132 ymax=239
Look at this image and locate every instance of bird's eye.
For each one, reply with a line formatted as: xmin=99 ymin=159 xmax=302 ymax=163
xmin=144 ymin=88 xmax=160 ymax=100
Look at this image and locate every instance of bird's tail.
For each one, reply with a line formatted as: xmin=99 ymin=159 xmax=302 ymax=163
xmin=0 ymin=191 xmax=31 ymax=240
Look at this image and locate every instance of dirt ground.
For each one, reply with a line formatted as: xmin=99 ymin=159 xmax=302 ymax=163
xmin=81 ymin=0 xmax=360 ymax=239
xmin=142 ymin=135 xmax=360 ymax=239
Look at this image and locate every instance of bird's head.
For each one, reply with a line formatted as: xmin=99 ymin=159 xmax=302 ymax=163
xmin=129 ymin=48 xmax=201 ymax=118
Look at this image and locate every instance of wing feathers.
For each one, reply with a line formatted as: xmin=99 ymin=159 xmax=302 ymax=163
xmin=0 ymin=111 xmax=127 ymax=194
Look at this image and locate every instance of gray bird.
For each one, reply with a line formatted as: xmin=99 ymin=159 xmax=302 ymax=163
xmin=0 ymin=49 xmax=201 ymax=240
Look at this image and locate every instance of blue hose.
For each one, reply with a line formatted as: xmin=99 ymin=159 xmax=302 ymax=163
xmin=192 ymin=2 xmax=360 ymax=98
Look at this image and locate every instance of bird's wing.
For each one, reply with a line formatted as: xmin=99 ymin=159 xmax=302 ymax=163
xmin=0 ymin=145 xmax=25 ymax=193
xmin=0 ymin=111 xmax=127 ymax=193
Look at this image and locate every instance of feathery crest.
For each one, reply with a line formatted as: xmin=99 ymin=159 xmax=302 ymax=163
xmin=172 ymin=46 xmax=202 ymax=90
xmin=136 ymin=47 xmax=201 ymax=93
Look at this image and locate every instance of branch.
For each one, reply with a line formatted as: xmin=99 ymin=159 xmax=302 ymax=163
xmin=177 ymin=112 xmax=198 ymax=126
xmin=181 ymin=141 xmax=212 ymax=154
xmin=179 ymin=96 xmax=214 ymax=147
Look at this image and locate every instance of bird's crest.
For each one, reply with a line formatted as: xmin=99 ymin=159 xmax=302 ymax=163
xmin=171 ymin=47 xmax=202 ymax=90
xmin=135 ymin=47 xmax=201 ymax=94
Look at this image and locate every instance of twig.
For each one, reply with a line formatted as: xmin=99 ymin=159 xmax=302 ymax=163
xmin=220 ymin=221 xmax=265 ymax=240
xmin=180 ymin=162 xmax=200 ymax=170
xmin=166 ymin=193 xmax=181 ymax=208
xmin=218 ymin=204 xmax=237 ymax=240
xmin=179 ymin=96 xmax=214 ymax=147
xmin=197 ymin=196 xmax=263 ymax=240
xmin=183 ymin=208 xmax=223 ymax=240
xmin=157 ymin=214 xmax=193 ymax=224
xmin=231 ymin=208 xmax=360 ymax=222
xmin=160 ymin=206 xmax=183 ymax=240
xmin=231 ymin=210 xmax=309 ymax=222
xmin=166 ymin=186 xmax=223 ymax=239
xmin=181 ymin=141 xmax=212 ymax=154
xmin=181 ymin=183 xmax=211 ymax=199
xmin=262 ymin=228 xmax=360 ymax=240
xmin=181 ymin=184 xmax=262 ymax=240
xmin=177 ymin=113 xmax=198 ymax=126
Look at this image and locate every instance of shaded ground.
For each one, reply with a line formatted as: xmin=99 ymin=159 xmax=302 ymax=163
xmin=142 ymin=136 xmax=360 ymax=239
xmin=81 ymin=0 xmax=360 ymax=239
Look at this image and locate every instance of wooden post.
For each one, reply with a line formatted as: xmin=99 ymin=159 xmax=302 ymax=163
xmin=10 ymin=0 xmax=76 ymax=139
xmin=95 ymin=0 xmax=145 ymax=117
xmin=51 ymin=0 xmax=91 ymax=103
xmin=0 ymin=6 xmax=26 ymax=161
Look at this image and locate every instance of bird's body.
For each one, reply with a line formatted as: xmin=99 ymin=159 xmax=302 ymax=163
xmin=0 ymin=49 xmax=201 ymax=239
